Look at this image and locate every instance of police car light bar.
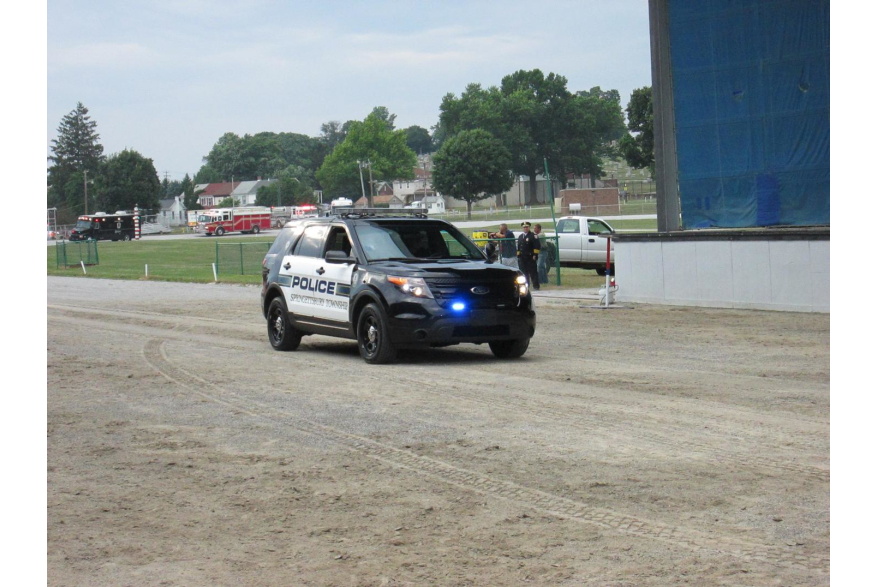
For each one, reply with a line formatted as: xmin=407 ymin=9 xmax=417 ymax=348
xmin=334 ymin=208 xmax=428 ymax=219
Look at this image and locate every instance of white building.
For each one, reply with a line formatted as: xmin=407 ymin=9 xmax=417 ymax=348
xmin=159 ymin=195 xmax=187 ymax=227
xmin=231 ymin=179 xmax=277 ymax=206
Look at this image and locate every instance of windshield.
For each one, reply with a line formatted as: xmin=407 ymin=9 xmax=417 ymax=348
xmin=75 ymin=219 xmax=92 ymax=230
xmin=197 ymin=214 xmax=214 ymax=222
xmin=355 ymin=222 xmax=484 ymax=263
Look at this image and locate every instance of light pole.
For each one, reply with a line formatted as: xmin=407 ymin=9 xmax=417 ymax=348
xmin=357 ymin=160 xmax=368 ymax=205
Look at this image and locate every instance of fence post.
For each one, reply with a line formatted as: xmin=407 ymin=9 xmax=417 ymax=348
xmin=215 ymin=241 xmax=219 ymax=276
xmin=239 ymin=243 xmax=244 ymax=275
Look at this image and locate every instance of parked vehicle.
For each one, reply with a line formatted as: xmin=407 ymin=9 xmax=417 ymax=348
xmin=195 ymin=207 xmax=272 ymax=236
xmin=68 ymin=212 xmax=138 ymax=241
xmin=261 ymin=209 xmax=536 ymax=364
xmin=546 ymin=216 xmax=616 ymax=275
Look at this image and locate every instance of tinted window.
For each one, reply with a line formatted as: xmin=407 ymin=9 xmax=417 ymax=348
xmin=354 ymin=222 xmax=482 ymax=262
xmin=267 ymin=226 xmax=301 ymax=256
xmin=293 ymin=225 xmax=327 ymax=258
xmin=325 ymin=226 xmax=353 ymax=257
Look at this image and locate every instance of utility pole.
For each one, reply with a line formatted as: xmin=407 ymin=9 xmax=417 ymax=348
xmin=367 ymin=159 xmax=375 ymax=208
xmin=357 ymin=160 xmax=367 ymax=205
xmin=83 ymin=169 xmax=88 ymax=215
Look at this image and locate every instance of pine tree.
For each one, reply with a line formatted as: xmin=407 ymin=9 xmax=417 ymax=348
xmin=49 ymin=102 xmax=104 ymax=172
xmin=47 ymin=102 xmax=105 ymax=215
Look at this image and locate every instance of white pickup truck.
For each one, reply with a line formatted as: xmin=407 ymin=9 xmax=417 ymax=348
xmin=546 ymin=216 xmax=616 ymax=275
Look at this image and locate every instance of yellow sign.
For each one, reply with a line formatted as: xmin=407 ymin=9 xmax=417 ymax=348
xmin=471 ymin=231 xmax=490 ymax=246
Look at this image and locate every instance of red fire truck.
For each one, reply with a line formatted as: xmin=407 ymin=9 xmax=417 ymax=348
xmin=195 ymin=207 xmax=273 ymax=236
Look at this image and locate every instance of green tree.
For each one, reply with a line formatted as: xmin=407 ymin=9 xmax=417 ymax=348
xmin=217 ymin=196 xmax=235 ymax=208
xmin=194 ymin=164 xmax=222 ymax=184
xmin=316 ymin=111 xmax=417 ymax=202
xmin=432 ymin=130 xmax=514 ymax=219
xmin=181 ymin=173 xmax=201 ymax=211
xmin=404 ymin=125 xmax=433 ymax=154
xmin=439 ymin=70 xmax=625 ymax=201
xmin=93 ymin=149 xmax=161 ymax=212
xmin=47 ymin=102 xmax=105 ymax=215
xmin=370 ymin=106 xmax=397 ymax=131
xmin=619 ymin=86 xmax=655 ymax=175
xmin=255 ymin=167 xmax=315 ymax=207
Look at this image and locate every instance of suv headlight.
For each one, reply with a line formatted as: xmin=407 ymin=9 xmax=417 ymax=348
xmin=515 ymin=273 xmax=529 ymax=296
xmin=387 ymin=276 xmax=434 ymax=299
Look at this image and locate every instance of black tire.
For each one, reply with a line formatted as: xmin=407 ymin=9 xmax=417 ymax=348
xmin=596 ymin=268 xmax=607 ymax=276
xmin=356 ymin=303 xmax=397 ymax=364
xmin=267 ymin=298 xmax=301 ymax=351
xmin=215 ymin=226 xmax=225 ymax=236
xmin=123 ymin=234 xmax=131 ymax=242
xmin=488 ymin=338 xmax=530 ymax=359
xmin=252 ymin=225 xmax=260 ymax=234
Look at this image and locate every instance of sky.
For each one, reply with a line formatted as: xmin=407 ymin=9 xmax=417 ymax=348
xmin=47 ymin=0 xmax=652 ymax=180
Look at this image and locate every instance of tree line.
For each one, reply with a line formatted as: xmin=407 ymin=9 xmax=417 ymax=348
xmin=47 ymin=71 xmax=654 ymax=222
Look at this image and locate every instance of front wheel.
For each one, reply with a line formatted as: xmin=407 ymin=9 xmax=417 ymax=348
xmin=215 ymin=226 xmax=225 ymax=236
xmin=267 ymin=298 xmax=301 ymax=351
xmin=488 ymin=338 xmax=530 ymax=359
xmin=356 ymin=303 xmax=397 ymax=364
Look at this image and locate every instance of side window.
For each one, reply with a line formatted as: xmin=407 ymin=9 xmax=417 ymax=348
xmin=268 ymin=226 xmax=302 ymax=256
xmin=587 ymin=220 xmax=612 ymax=235
xmin=293 ymin=225 xmax=328 ymax=258
xmin=557 ymin=219 xmax=580 ymax=234
xmin=325 ymin=226 xmax=353 ymax=257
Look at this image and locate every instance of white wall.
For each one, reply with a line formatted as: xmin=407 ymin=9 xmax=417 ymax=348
xmin=615 ymin=238 xmax=829 ymax=313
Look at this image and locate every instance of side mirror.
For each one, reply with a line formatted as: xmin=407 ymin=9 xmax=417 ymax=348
xmin=325 ymin=250 xmax=353 ymax=264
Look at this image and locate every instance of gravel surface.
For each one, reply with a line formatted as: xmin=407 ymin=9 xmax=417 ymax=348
xmin=47 ymin=276 xmax=829 ymax=585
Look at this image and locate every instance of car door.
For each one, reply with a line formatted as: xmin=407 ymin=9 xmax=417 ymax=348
xmin=310 ymin=225 xmax=357 ymax=324
xmin=585 ymin=218 xmax=615 ymax=264
xmin=278 ymin=224 xmax=328 ymax=318
xmin=555 ymin=218 xmax=584 ymax=262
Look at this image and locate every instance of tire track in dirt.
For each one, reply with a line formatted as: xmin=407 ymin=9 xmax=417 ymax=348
xmin=51 ymin=306 xmax=826 ymax=481
xmin=356 ymin=369 xmax=829 ymax=483
xmin=50 ymin=302 xmax=826 ymax=432
xmin=141 ymin=336 xmax=827 ymax=576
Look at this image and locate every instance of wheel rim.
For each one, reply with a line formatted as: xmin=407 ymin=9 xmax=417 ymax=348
xmin=361 ymin=315 xmax=379 ymax=357
xmin=270 ymin=307 xmax=284 ymax=344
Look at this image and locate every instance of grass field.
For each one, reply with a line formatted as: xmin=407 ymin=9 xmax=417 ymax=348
xmin=48 ymin=236 xmax=275 ymax=285
xmin=47 ymin=225 xmax=618 ymax=290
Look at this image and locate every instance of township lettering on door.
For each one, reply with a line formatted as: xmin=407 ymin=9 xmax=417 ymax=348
xmin=286 ymin=275 xmax=350 ymax=310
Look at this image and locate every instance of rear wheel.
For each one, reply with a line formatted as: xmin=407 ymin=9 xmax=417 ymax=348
xmin=215 ymin=226 xmax=225 ymax=236
xmin=488 ymin=338 xmax=530 ymax=359
xmin=252 ymin=225 xmax=260 ymax=234
xmin=267 ymin=298 xmax=301 ymax=351
xmin=356 ymin=304 xmax=396 ymax=364
xmin=123 ymin=234 xmax=131 ymax=242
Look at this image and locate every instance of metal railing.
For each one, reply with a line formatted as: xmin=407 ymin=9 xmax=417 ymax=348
xmin=215 ymin=241 xmax=271 ymax=276
xmin=56 ymin=239 xmax=99 ymax=268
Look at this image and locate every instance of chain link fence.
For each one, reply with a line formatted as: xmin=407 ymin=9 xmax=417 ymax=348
xmin=215 ymin=241 xmax=271 ymax=276
xmin=56 ymin=240 xmax=99 ymax=268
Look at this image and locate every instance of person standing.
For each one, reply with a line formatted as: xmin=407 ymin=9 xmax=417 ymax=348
xmin=517 ymin=221 xmax=540 ymax=290
xmin=533 ymin=223 xmax=550 ymax=285
xmin=490 ymin=223 xmax=517 ymax=268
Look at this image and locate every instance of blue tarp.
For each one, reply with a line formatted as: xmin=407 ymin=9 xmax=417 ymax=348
xmin=669 ymin=0 xmax=830 ymax=228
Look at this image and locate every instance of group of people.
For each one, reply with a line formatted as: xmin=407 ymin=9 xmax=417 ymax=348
xmin=486 ymin=222 xmax=556 ymax=289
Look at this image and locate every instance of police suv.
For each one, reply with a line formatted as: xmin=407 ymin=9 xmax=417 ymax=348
xmin=261 ymin=209 xmax=536 ymax=364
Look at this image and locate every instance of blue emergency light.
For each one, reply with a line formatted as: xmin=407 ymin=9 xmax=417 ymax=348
xmin=451 ymin=302 xmax=466 ymax=312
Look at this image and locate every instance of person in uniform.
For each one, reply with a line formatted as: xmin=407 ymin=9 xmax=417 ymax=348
xmin=517 ymin=221 xmax=540 ymax=290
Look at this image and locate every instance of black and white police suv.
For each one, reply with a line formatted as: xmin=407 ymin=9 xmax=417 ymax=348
xmin=261 ymin=209 xmax=536 ymax=364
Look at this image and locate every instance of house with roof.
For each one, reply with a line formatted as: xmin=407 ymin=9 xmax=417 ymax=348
xmin=197 ymin=182 xmax=241 ymax=208
xmin=407 ymin=193 xmax=446 ymax=214
xmin=159 ymin=195 xmax=187 ymax=227
xmin=353 ymin=194 xmax=406 ymax=208
xmin=231 ymin=178 xmax=277 ymax=206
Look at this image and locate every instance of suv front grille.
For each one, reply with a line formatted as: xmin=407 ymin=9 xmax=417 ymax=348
xmin=424 ymin=278 xmax=517 ymax=308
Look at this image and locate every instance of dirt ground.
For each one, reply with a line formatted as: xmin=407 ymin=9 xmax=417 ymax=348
xmin=47 ymin=276 xmax=829 ymax=586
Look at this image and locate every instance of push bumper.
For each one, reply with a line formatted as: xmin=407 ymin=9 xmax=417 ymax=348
xmin=387 ymin=306 xmax=535 ymax=345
